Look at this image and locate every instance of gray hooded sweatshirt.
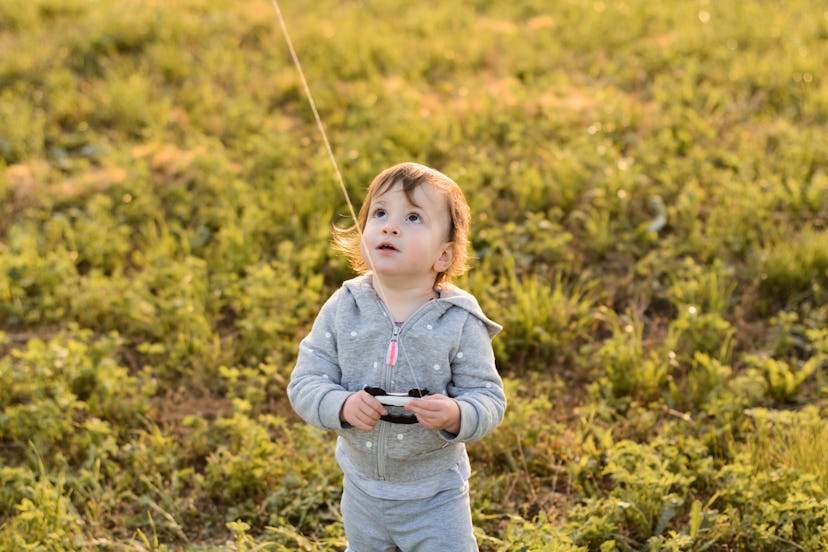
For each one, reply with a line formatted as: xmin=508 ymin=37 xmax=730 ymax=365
xmin=288 ymin=274 xmax=506 ymax=491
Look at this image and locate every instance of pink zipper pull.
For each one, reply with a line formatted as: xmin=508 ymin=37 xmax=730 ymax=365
xmin=386 ymin=326 xmax=400 ymax=366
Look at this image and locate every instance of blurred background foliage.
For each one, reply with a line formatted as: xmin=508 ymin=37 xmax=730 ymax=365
xmin=1 ymin=0 xmax=827 ymax=549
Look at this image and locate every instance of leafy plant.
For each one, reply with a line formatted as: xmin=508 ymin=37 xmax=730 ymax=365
xmin=744 ymin=354 xmax=822 ymax=403
xmin=757 ymin=227 xmax=828 ymax=309
xmin=485 ymin=252 xmax=599 ymax=373
xmin=594 ymin=308 xmax=668 ymax=403
xmin=0 ymin=458 xmax=86 ymax=550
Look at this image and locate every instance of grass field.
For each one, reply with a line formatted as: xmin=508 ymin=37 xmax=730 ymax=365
xmin=1 ymin=0 xmax=827 ymax=550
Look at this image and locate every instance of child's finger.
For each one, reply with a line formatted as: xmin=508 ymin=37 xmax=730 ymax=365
xmin=405 ymin=395 xmax=460 ymax=432
xmin=343 ymin=392 xmax=386 ymax=431
xmin=358 ymin=391 xmax=387 ymax=416
xmin=405 ymin=394 xmax=448 ymax=412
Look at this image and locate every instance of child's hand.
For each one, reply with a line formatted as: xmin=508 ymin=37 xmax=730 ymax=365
xmin=340 ymin=390 xmax=387 ymax=431
xmin=404 ymin=394 xmax=461 ymax=434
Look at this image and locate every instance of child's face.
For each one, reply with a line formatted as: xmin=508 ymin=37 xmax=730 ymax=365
xmin=360 ymin=180 xmax=454 ymax=285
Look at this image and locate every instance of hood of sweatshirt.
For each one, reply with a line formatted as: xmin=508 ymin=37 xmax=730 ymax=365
xmin=342 ymin=273 xmax=502 ymax=338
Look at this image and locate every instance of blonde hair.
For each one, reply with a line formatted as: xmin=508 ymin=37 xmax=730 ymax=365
xmin=334 ymin=162 xmax=471 ymax=284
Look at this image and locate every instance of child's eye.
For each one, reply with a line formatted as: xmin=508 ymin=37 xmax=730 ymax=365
xmin=405 ymin=213 xmax=422 ymax=223
xmin=372 ymin=208 xmax=387 ymax=219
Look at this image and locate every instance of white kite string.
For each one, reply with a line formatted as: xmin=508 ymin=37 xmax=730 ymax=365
xmin=269 ymin=0 xmax=425 ymax=395
xmin=268 ymin=0 xmax=359 ymax=231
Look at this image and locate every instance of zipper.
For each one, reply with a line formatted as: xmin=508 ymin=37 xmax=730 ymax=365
xmin=377 ymin=324 xmax=400 ymax=480
xmin=372 ymin=293 xmax=437 ymax=480
xmin=376 ymin=419 xmax=386 ymax=480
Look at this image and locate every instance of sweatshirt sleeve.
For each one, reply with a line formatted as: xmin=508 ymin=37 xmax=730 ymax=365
xmin=287 ymin=289 xmax=352 ymax=431
xmin=442 ymin=314 xmax=506 ymax=442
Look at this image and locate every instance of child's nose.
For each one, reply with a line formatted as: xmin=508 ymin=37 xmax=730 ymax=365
xmin=382 ymin=221 xmax=400 ymax=235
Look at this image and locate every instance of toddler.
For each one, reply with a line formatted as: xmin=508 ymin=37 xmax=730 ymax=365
xmin=288 ymin=162 xmax=505 ymax=551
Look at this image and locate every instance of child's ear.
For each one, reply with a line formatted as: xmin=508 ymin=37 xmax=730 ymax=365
xmin=433 ymin=243 xmax=454 ymax=273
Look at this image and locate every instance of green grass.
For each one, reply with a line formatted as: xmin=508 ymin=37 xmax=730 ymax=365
xmin=1 ymin=0 xmax=828 ymax=550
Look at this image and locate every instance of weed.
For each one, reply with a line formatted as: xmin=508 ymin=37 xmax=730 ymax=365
xmin=757 ymin=227 xmax=828 ymax=309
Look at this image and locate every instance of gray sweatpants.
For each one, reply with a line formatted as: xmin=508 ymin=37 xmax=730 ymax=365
xmin=342 ymin=476 xmax=478 ymax=552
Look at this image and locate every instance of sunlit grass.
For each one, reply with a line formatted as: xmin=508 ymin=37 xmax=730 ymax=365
xmin=746 ymin=407 xmax=828 ymax=496
xmin=1 ymin=0 xmax=828 ymax=549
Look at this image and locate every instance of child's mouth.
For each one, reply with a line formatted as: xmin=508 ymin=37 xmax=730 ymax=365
xmin=377 ymin=242 xmax=398 ymax=252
